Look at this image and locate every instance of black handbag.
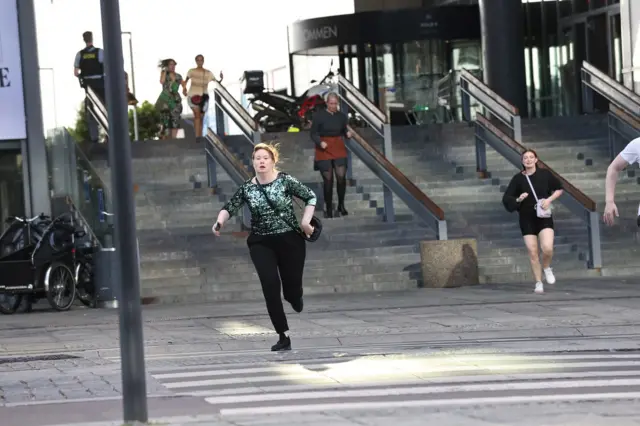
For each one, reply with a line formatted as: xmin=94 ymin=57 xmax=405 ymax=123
xmin=255 ymin=175 xmax=322 ymax=243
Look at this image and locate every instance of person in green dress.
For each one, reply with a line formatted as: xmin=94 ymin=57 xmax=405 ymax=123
xmin=156 ymin=58 xmax=183 ymax=139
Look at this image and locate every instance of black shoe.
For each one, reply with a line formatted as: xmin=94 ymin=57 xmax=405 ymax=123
xmin=324 ymin=210 xmax=333 ymax=219
xmin=337 ymin=204 xmax=349 ymax=216
xmin=637 ymin=215 xmax=640 ymax=227
xmin=291 ymin=297 xmax=304 ymax=313
xmin=271 ymin=336 xmax=291 ymax=352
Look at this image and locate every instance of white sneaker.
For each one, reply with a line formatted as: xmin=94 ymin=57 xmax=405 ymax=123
xmin=534 ymin=282 xmax=544 ymax=294
xmin=544 ymin=268 xmax=556 ymax=285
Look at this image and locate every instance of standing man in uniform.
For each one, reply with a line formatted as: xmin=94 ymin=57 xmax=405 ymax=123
xmin=603 ymin=137 xmax=640 ymax=226
xmin=74 ymin=31 xmax=105 ymax=144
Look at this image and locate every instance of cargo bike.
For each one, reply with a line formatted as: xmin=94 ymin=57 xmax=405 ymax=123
xmin=0 ymin=213 xmax=85 ymax=314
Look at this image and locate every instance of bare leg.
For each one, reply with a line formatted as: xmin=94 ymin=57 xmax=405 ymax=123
xmin=538 ymin=228 xmax=555 ymax=269
xmin=192 ymin=107 xmax=202 ymax=138
xmin=171 ymin=128 xmax=179 ymax=139
xmin=523 ymin=235 xmax=542 ymax=283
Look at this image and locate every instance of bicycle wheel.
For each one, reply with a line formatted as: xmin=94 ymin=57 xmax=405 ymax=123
xmin=74 ymin=261 xmax=95 ymax=308
xmin=0 ymin=294 xmax=23 ymax=315
xmin=44 ymin=262 xmax=76 ymax=311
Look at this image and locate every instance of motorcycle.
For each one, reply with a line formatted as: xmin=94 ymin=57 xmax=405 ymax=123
xmin=248 ymin=61 xmax=338 ymax=132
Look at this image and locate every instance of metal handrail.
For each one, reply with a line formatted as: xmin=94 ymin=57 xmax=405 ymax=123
xmin=459 ymin=69 xmax=522 ymax=141
xmin=348 ymin=127 xmax=447 ymax=240
xmin=211 ymin=81 xmax=260 ymax=145
xmin=338 ymin=75 xmax=387 ymax=136
xmin=204 ymin=128 xmax=252 ymax=229
xmin=86 ymin=87 xmax=110 ymax=133
xmin=581 ymin=61 xmax=640 ymax=116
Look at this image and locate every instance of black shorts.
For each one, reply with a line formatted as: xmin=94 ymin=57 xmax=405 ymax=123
xmin=519 ymin=215 xmax=554 ymax=236
xmin=314 ymin=157 xmax=348 ymax=172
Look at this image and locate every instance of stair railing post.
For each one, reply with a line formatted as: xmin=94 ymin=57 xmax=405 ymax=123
xmin=587 ymin=211 xmax=603 ymax=269
xmin=512 ymin=115 xmax=522 ymax=143
xmin=214 ymin=91 xmax=225 ymax=136
xmin=382 ymin=123 xmax=395 ymax=223
xmin=339 ymin=86 xmax=354 ymax=182
xmin=206 ymin=154 xmax=217 ymax=189
xmin=607 ymin=113 xmax=616 ymax=162
xmin=581 ymin=75 xmax=594 ymax=114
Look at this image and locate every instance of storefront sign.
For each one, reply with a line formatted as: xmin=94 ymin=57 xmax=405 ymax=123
xmin=0 ymin=0 xmax=27 ymax=140
xmin=288 ymin=6 xmax=480 ymax=54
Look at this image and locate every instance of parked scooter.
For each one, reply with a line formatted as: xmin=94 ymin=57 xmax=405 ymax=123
xmin=245 ymin=61 xmax=338 ymax=132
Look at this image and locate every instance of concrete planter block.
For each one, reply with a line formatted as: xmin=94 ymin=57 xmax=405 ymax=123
xmin=420 ymin=239 xmax=479 ymax=288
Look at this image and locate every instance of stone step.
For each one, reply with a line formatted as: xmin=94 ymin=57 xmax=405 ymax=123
xmin=142 ymin=270 xmax=418 ymax=293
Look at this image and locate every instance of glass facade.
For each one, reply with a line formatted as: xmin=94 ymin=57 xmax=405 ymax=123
xmin=289 ymin=0 xmax=622 ymax=120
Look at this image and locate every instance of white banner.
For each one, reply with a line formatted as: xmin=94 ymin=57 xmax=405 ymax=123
xmin=0 ymin=0 xmax=26 ymax=140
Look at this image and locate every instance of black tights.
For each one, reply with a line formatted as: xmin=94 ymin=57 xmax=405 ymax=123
xmin=248 ymin=231 xmax=306 ymax=334
xmin=321 ymin=165 xmax=347 ymax=213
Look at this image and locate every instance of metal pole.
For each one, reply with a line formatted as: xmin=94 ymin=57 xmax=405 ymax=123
xmin=122 ymin=32 xmax=139 ymax=141
xmin=100 ymin=0 xmax=148 ymax=422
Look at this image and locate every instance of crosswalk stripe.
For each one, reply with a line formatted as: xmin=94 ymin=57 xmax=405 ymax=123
xmin=177 ymin=369 xmax=640 ymax=397
xmin=204 ymin=377 xmax=640 ymax=405
xmin=155 ymin=360 xmax=640 ymax=386
xmin=218 ymin=392 xmax=640 ymax=416
xmin=148 ymin=352 xmax=640 ymax=415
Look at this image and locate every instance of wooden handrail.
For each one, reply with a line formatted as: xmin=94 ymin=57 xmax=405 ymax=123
xmin=347 ymin=126 xmax=445 ymax=220
xmin=476 ymin=114 xmax=597 ymax=212
xmin=610 ymin=104 xmax=640 ymax=131
xmin=206 ymin=129 xmax=252 ymax=181
xmin=459 ymin=69 xmax=519 ymax=116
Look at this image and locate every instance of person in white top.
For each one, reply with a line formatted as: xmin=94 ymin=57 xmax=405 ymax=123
xmin=182 ymin=54 xmax=223 ymax=138
xmin=603 ymin=137 xmax=640 ymax=226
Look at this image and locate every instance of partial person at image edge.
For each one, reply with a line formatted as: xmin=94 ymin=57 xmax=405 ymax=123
xmin=603 ymin=137 xmax=640 ymax=227
xmin=212 ymin=143 xmax=317 ymax=352
xmin=502 ymin=149 xmax=564 ymax=294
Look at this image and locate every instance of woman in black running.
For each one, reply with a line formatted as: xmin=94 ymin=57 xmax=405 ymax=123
xmin=502 ymin=149 xmax=564 ymax=294
xmin=212 ymin=143 xmax=317 ymax=351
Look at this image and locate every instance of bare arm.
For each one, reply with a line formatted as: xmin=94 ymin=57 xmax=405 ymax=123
xmin=301 ymin=205 xmax=315 ymax=226
xmin=74 ymin=51 xmax=81 ymax=77
xmin=159 ymin=70 xmax=166 ymax=84
xmin=215 ymin=210 xmax=231 ymax=226
xmin=547 ymin=189 xmax=564 ymax=202
xmin=605 ymin=155 xmax=629 ymax=204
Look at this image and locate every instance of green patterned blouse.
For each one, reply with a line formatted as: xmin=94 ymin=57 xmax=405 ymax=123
xmin=221 ymin=172 xmax=317 ymax=235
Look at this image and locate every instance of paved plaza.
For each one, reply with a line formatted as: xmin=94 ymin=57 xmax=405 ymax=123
xmin=1 ymin=278 xmax=640 ymax=425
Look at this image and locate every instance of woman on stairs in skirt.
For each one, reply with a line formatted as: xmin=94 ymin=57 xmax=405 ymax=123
xmin=310 ymin=92 xmax=353 ymax=218
xmin=502 ymin=149 xmax=564 ymax=294
xmin=212 ymin=143 xmax=317 ymax=351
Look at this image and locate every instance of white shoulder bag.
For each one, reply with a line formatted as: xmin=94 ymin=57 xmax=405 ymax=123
xmin=524 ymin=173 xmax=552 ymax=218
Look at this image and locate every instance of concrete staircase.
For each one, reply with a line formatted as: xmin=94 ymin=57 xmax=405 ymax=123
xmin=87 ymin=111 xmax=638 ymax=304
xmin=92 ymin=135 xmax=431 ymax=304
xmin=354 ymin=114 xmax=640 ymax=281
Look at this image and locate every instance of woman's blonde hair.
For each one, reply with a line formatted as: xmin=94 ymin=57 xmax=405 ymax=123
xmin=252 ymin=142 xmax=280 ymax=165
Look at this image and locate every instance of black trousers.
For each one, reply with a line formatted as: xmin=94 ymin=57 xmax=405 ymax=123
xmin=247 ymin=231 xmax=306 ymax=334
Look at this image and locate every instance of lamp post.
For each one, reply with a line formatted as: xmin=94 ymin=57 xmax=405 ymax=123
xmin=39 ymin=67 xmax=58 ymax=129
xmin=121 ymin=31 xmax=139 ymax=141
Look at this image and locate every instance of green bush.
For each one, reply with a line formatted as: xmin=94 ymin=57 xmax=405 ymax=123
xmin=129 ymin=101 xmax=162 ymax=140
